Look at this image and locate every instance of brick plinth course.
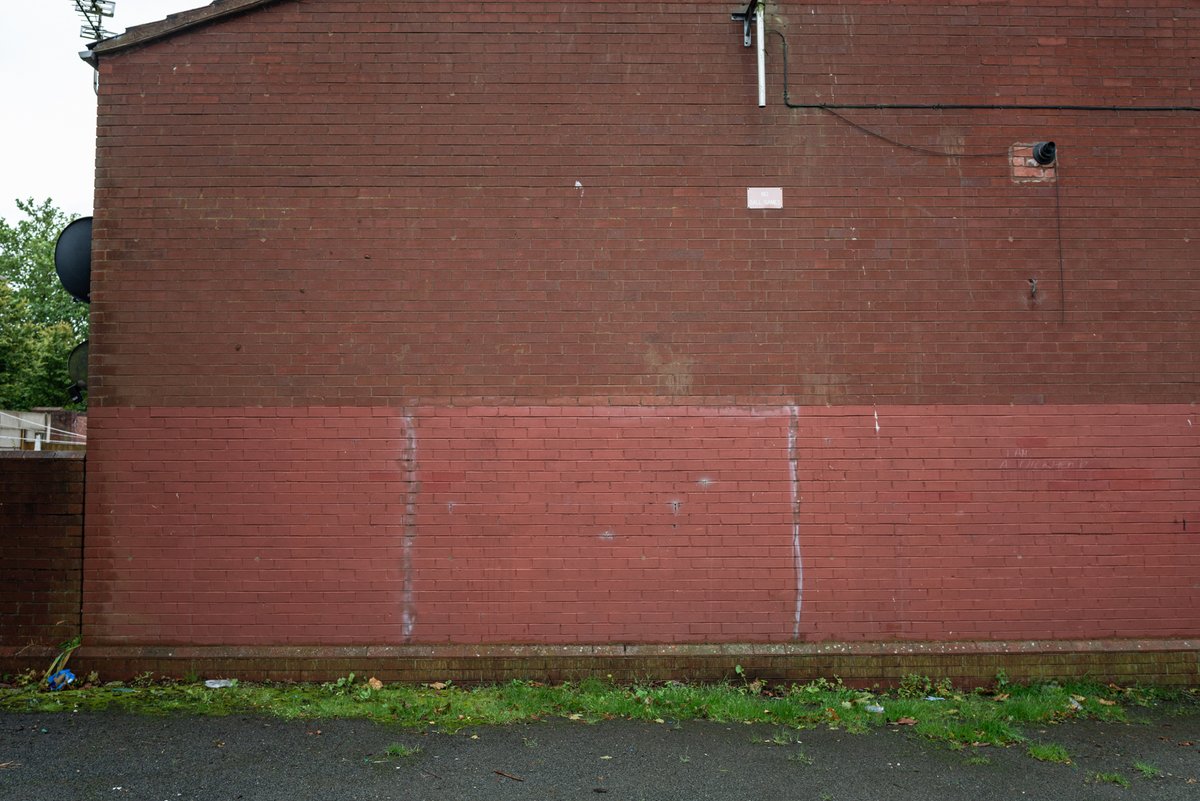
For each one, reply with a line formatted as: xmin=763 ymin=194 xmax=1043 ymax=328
xmin=68 ymin=640 xmax=1199 ymax=688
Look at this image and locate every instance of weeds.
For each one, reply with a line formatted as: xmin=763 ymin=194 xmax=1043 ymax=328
xmin=9 ymin=669 xmax=39 ymax=689
xmin=129 ymin=671 xmax=156 ymax=688
xmin=383 ymin=743 xmax=421 ymax=759
xmin=365 ymin=742 xmax=422 ymax=763
xmin=1133 ymin=761 xmax=1162 ymax=779
xmin=1027 ymin=742 xmax=1071 ymax=764
xmin=0 ymin=673 xmax=1185 ymax=764
xmin=1090 ymin=771 xmax=1131 ymax=789
xmin=772 ymin=728 xmax=801 ymax=746
xmin=785 ymin=750 xmax=814 ymax=765
xmin=896 ymin=674 xmax=954 ymax=700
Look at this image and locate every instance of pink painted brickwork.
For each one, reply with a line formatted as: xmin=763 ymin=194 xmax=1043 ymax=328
xmin=83 ymin=408 xmax=412 ymax=644
xmin=83 ymin=405 xmax=1200 ymax=646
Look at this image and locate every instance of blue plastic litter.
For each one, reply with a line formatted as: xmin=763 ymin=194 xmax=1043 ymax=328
xmin=47 ymin=669 xmax=76 ymax=691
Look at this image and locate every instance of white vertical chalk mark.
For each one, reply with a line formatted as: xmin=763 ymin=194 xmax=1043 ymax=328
xmin=874 ymin=408 xmax=880 ymax=434
xmin=401 ymin=411 xmax=418 ymax=640
xmin=788 ymin=405 xmax=803 ymax=639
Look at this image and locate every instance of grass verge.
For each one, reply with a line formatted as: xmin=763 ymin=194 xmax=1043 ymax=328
xmin=1 ymin=670 xmax=1194 ymax=763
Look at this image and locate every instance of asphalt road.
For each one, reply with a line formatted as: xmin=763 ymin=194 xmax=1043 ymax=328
xmin=1 ymin=707 xmax=1196 ymax=800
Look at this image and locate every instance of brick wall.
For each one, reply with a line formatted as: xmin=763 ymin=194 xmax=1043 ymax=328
xmin=0 ymin=452 xmax=84 ymax=651
xmin=80 ymin=1 xmax=1200 ymax=668
xmin=89 ymin=1 xmax=1200 ymax=407
xmin=84 ymin=405 xmax=1199 ymax=647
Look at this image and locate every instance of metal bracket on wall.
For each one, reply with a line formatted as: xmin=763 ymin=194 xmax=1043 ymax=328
xmin=731 ymin=0 xmax=758 ymax=46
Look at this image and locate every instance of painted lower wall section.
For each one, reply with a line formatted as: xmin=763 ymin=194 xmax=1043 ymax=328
xmin=83 ymin=405 xmax=1200 ymax=649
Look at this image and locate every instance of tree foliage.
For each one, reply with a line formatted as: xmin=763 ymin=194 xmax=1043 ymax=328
xmin=0 ymin=198 xmax=88 ymax=410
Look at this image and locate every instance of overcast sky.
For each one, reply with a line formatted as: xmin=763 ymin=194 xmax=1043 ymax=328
xmin=1 ymin=1 xmax=205 ymax=224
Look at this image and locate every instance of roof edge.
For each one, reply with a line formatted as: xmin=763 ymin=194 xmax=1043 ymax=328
xmin=88 ymin=0 xmax=289 ymax=59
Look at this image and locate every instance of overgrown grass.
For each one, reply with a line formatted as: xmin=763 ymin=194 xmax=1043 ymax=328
xmin=1 ymin=671 xmax=1194 ymax=763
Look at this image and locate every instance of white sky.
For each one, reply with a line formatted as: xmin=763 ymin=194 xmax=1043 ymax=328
xmin=1 ymin=1 xmax=206 ymax=224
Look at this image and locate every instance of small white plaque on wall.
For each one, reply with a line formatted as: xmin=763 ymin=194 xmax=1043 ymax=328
xmin=747 ymin=187 xmax=783 ymax=209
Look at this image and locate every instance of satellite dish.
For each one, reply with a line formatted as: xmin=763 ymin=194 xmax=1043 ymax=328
xmin=68 ymin=340 xmax=89 ymax=389
xmin=54 ymin=216 xmax=92 ymax=303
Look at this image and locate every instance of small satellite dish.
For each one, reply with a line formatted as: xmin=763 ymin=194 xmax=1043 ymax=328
xmin=68 ymin=340 xmax=89 ymax=388
xmin=67 ymin=339 xmax=88 ymax=403
xmin=54 ymin=216 xmax=92 ymax=303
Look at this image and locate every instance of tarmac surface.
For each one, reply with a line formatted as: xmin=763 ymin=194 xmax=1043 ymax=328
xmin=1 ymin=707 xmax=1196 ymax=800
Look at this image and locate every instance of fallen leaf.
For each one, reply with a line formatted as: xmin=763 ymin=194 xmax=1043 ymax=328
xmin=970 ymin=742 xmax=991 ymax=748
xmin=1071 ymin=695 xmax=1086 ymax=703
xmin=994 ymin=693 xmax=1010 ymax=702
xmin=429 ymin=682 xmax=447 ymax=690
xmin=568 ymin=714 xmax=583 ymax=721
xmin=1097 ymin=699 xmax=1117 ymax=706
xmin=0 ymin=762 xmax=20 ymax=769
xmin=1179 ymin=741 xmax=1195 ymax=747
xmin=599 ymin=755 xmax=613 ymax=760
xmin=654 ymin=718 xmax=665 ymax=724
xmin=470 ymin=735 xmax=479 ymax=740
xmin=894 ymin=717 xmax=918 ymax=726
xmin=367 ymin=677 xmax=383 ymax=691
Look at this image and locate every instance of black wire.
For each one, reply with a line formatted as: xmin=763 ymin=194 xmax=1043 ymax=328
xmin=767 ymin=30 xmax=1200 ymax=158
xmin=819 ymin=107 xmax=1006 ymax=159
xmin=767 ymin=30 xmax=1077 ymax=323
xmin=1054 ymin=160 xmax=1067 ymax=324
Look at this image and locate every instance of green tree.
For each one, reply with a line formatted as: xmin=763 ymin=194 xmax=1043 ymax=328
xmin=0 ymin=198 xmax=88 ymax=410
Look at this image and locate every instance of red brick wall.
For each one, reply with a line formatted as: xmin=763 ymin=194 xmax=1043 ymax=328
xmin=83 ymin=2 xmax=1200 ymax=652
xmin=0 ymin=452 xmax=84 ymax=648
xmin=89 ymin=1 xmax=1200 ymax=407
xmin=84 ymin=405 xmax=1199 ymax=646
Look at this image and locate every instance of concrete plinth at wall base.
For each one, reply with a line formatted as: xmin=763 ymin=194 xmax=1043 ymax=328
xmin=32 ymin=640 xmax=1198 ymax=688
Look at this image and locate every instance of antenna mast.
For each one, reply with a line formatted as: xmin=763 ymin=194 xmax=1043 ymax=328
xmin=731 ymin=1 xmax=766 ymax=108
xmin=74 ymin=0 xmax=116 ymax=41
